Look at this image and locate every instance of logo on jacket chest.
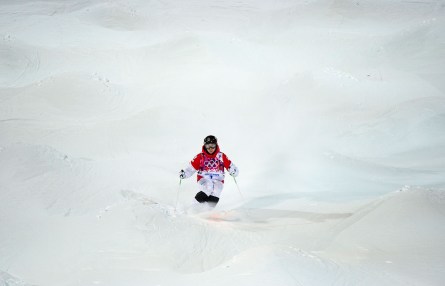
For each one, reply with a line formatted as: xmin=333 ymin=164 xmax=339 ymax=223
xmin=201 ymin=154 xmax=223 ymax=172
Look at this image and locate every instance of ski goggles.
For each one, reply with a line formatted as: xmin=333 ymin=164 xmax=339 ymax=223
xmin=205 ymin=143 xmax=217 ymax=149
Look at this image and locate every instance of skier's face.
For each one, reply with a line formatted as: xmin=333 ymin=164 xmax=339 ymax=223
xmin=205 ymin=144 xmax=216 ymax=154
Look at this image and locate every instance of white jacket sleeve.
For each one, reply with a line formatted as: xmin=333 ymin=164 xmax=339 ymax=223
xmin=182 ymin=164 xmax=197 ymax=179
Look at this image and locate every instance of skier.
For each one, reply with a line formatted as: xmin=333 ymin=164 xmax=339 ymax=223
xmin=179 ymin=135 xmax=239 ymax=208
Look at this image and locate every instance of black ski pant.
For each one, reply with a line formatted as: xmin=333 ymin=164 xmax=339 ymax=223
xmin=195 ymin=191 xmax=219 ymax=207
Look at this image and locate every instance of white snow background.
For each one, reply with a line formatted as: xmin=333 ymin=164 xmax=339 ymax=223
xmin=1 ymin=0 xmax=445 ymax=285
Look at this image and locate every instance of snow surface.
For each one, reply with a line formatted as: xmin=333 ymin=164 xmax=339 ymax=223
xmin=1 ymin=0 xmax=445 ymax=285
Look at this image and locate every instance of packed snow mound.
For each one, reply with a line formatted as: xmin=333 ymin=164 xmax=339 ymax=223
xmin=116 ymin=187 xmax=445 ymax=286
xmin=0 ymin=74 xmax=124 ymax=120
xmin=0 ymin=143 xmax=123 ymax=216
xmin=0 ymin=42 xmax=40 ymax=87
xmin=326 ymin=187 xmax=445 ymax=254
xmin=0 ymin=270 xmax=34 ymax=286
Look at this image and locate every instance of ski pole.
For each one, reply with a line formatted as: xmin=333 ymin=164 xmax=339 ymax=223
xmin=175 ymin=179 xmax=182 ymax=212
xmin=233 ymin=176 xmax=251 ymax=218
xmin=232 ymin=176 xmax=244 ymax=200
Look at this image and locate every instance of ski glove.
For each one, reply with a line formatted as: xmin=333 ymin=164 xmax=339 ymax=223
xmin=179 ymin=170 xmax=186 ymax=179
xmin=228 ymin=163 xmax=239 ymax=177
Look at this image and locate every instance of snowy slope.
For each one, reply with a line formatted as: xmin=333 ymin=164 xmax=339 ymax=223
xmin=1 ymin=0 xmax=445 ymax=285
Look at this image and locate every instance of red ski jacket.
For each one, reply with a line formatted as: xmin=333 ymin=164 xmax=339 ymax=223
xmin=190 ymin=146 xmax=233 ymax=182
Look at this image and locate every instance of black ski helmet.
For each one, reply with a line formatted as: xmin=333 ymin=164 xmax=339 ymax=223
xmin=204 ymin=135 xmax=217 ymax=145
